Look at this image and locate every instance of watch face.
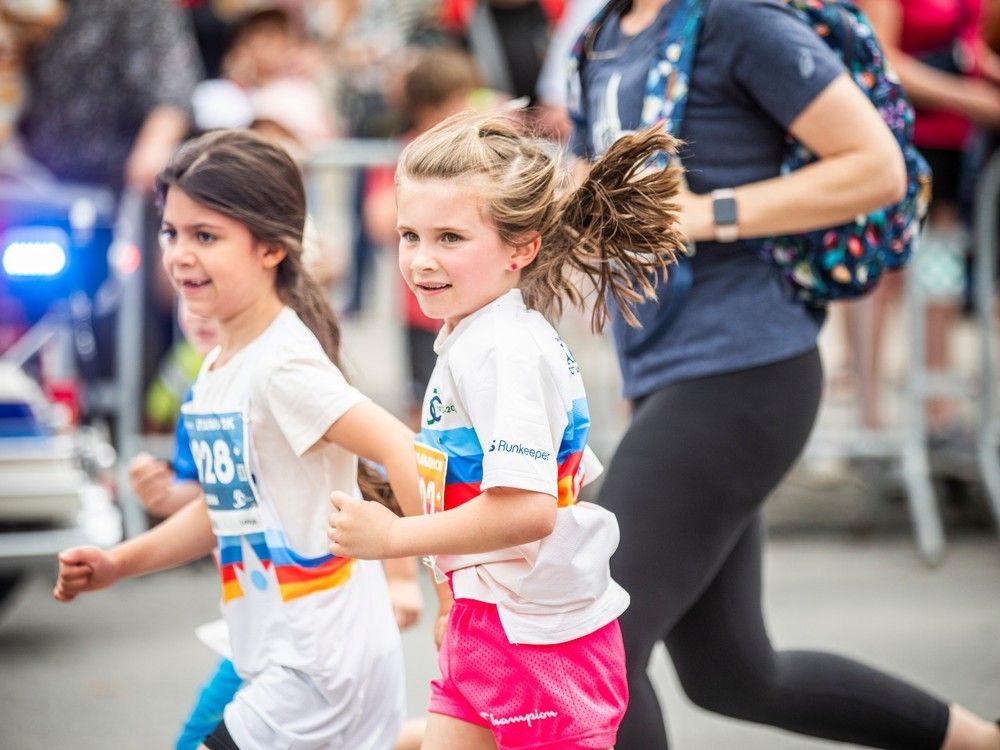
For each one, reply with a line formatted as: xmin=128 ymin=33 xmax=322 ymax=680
xmin=713 ymin=196 xmax=738 ymax=226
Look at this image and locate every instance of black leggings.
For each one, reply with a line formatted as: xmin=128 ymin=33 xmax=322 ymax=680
xmin=600 ymin=348 xmax=951 ymax=749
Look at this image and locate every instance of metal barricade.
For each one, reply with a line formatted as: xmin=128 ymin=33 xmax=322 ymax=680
xmin=974 ymin=150 xmax=1000 ymax=532
xmin=807 ymin=151 xmax=1000 ymax=565
xmin=111 ymin=188 xmax=148 ymax=539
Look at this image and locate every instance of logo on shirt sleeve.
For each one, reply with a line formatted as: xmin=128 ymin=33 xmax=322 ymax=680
xmin=797 ymin=47 xmax=816 ymax=79
xmin=488 ymin=439 xmax=552 ymax=462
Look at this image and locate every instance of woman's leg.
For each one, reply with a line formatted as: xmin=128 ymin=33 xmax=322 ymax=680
xmin=602 ymin=347 xmax=986 ymax=750
xmin=667 ymin=516 xmax=950 ymax=750
xmin=602 ymin=348 xmax=825 ymax=748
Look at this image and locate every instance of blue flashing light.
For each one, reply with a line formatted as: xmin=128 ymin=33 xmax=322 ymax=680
xmin=1 ymin=227 xmax=70 ymax=278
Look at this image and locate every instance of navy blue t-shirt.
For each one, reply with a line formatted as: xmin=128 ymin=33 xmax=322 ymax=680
xmin=572 ymin=0 xmax=844 ymax=398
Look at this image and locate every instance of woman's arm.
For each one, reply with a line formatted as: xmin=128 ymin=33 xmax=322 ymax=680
xmin=328 ymin=486 xmax=558 ymax=560
xmin=54 ymin=498 xmax=215 ymax=601
xmin=677 ymin=73 xmax=907 ymax=242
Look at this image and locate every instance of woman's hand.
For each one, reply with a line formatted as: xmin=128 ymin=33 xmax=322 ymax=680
xmin=674 ymin=185 xmax=713 ymax=244
xmin=328 ymin=491 xmax=401 ymax=559
xmin=53 ymin=547 xmax=122 ymax=602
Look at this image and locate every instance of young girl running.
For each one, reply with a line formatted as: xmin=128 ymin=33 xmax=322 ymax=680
xmin=328 ymin=114 xmax=686 ymax=750
xmin=54 ymin=129 xmax=420 ymax=750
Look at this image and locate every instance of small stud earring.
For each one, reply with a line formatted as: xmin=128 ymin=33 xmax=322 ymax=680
xmin=510 ymin=264 xmax=518 ymax=271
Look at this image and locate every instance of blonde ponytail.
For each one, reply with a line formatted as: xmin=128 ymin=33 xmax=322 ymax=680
xmin=530 ymin=125 xmax=685 ymax=331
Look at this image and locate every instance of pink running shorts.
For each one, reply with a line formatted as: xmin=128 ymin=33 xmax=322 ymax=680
xmin=428 ymin=597 xmax=628 ymax=749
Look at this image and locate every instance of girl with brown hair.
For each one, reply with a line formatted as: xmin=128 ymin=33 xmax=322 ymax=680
xmin=53 ymin=129 xmax=421 ymax=750
xmin=327 ymin=113 xmax=685 ymax=750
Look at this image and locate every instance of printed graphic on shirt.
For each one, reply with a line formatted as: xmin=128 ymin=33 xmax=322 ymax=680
xmin=592 ymin=72 xmax=634 ymax=156
xmin=425 ymin=388 xmax=456 ymax=426
xmin=217 ymin=529 xmax=354 ymax=604
xmin=184 ymin=411 xmax=264 ymax=536
xmin=418 ymin=397 xmax=591 ymax=510
xmin=556 ymin=336 xmax=581 ymax=376
xmin=185 ymin=409 xmax=354 ymax=604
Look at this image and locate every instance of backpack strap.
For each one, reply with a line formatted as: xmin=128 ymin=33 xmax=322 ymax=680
xmin=566 ymin=0 xmax=707 ymax=355
xmin=638 ymin=0 xmax=705 ymax=138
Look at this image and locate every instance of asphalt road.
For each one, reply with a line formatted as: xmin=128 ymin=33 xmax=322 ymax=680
xmin=2 ymin=533 xmax=998 ymax=750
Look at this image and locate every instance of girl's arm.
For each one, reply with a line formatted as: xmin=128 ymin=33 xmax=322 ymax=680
xmin=54 ymin=498 xmax=215 ymax=602
xmin=314 ymin=400 xmax=422 ymax=517
xmin=328 ymin=486 xmax=557 ymax=560
xmin=677 ymin=73 xmax=908 ymax=242
xmin=315 ymin=401 xmax=427 ymax=624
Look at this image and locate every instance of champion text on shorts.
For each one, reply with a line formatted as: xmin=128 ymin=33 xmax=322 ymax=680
xmin=480 ymin=710 xmax=559 ymax=728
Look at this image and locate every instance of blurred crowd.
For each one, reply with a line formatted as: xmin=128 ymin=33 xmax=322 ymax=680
xmin=0 ymin=0 xmax=999 ymax=437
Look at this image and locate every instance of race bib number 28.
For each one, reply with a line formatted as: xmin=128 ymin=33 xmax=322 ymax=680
xmin=183 ymin=410 xmax=264 ymax=536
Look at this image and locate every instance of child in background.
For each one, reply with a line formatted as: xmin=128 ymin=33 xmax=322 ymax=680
xmin=329 ymin=114 xmax=685 ymax=750
xmin=55 ymin=129 xmax=420 ymax=750
xmin=131 ymin=299 xmax=218 ymax=516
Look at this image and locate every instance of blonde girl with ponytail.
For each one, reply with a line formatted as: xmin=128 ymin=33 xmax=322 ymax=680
xmin=328 ymin=113 xmax=684 ymax=750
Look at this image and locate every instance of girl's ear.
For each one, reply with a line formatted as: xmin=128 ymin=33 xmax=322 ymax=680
xmin=510 ymin=232 xmax=542 ymax=268
xmin=261 ymin=242 xmax=288 ymax=269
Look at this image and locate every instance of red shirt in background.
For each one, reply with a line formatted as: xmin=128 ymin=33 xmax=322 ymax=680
xmin=899 ymin=0 xmax=985 ymax=149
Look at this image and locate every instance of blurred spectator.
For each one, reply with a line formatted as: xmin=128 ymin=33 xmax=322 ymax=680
xmin=143 ymin=299 xmax=218 ymax=433
xmin=0 ymin=0 xmax=61 ymax=148
xmin=851 ymin=0 xmax=1000 ymax=432
xmin=534 ymin=0 xmax=605 ymax=139
xmin=303 ymin=0 xmax=439 ymax=315
xmin=188 ymin=6 xmax=343 ymax=286
xmin=14 ymin=0 xmax=203 ymax=427
xmin=309 ymin=0 xmax=436 ymax=137
xmin=221 ymin=8 xmax=335 ymax=155
xmin=177 ymin=0 xmax=233 ymax=80
xmin=441 ymin=0 xmax=564 ymax=105
xmin=363 ymin=46 xmax=498 ymax=425
xmin=17 ymin=0 xmax=202 ymax=194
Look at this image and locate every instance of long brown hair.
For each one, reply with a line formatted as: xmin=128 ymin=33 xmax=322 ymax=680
xmin=156 ymin=129 xmax=399 ymax=514
xmin=396 ymin=113 xmax=686 ymax=331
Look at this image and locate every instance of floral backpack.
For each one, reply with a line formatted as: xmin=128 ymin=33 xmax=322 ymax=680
xmin=568 ymin=0 xmax=933 ymax=307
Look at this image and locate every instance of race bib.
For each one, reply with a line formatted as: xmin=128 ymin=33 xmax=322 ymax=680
xmin=414 ymin=442 xmax=447 ymax=515
xmin=183 ymin=410 xmax=264 ymax=536
xmin=414 ymin=442 xmax=448 ymax=582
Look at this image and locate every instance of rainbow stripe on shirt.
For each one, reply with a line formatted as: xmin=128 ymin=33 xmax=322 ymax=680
xmin=217 ymin=530 xmax=354 ymax=604
xmin=419 ymin=397 xmax=591 ymax=510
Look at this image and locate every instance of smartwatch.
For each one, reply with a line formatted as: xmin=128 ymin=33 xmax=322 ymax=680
xmin=711 ymin=188 xmax=739 ymax=243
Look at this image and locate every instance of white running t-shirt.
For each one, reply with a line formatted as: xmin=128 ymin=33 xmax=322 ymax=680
xmin=183 ymin=307 xmax=403 ymax=749
xmin=416 ymin=289 xmax=629 ymax=645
